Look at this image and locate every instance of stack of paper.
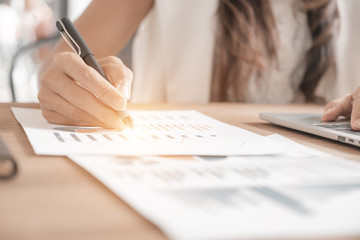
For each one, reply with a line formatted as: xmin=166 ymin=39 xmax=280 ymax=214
xmin=12 ymin=107 xmax=360 ymax=240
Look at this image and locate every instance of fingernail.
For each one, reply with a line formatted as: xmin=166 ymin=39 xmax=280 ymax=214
xmin=119 ymin=85 xmax=130 ymax=100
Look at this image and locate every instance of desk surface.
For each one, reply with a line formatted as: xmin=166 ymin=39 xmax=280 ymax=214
xmin=0 ymin=102 xmax=359 ymax=240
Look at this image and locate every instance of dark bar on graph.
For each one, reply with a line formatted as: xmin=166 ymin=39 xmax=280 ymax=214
xmin=103 ymin=135 xmax=112 ymax=141
xmin=174 ymin=125 xmax=185 ymax=130
xmin=251 ymin=187 xmax=309 ymax=215
xmin=189 ymin=124 xmax=203 ymax=132
xmin=158 ymin=124 xmax=170 ymax=131
xmin=70 ymin=133 xmax=81 ymax=142
xmin=151 ymin=135 xmax=159 ymax=139
xmin=196 ymin=124 xmax=211 ymax=131
xmin=166 ymin=135 xmax=175 ymax=139
xmin=150 ymin=124 xmax=161 ymax=131
xmin=87 ymin=135 xmax=97 ymax=141
xmin=54 ymin=132 xmax=65 ymax=142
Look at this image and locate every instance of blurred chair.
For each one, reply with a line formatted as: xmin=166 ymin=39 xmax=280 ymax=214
xmin=8 ymin=33 xmax=60 ymax=102
xmin=5 ymin=0 xmax=68 ymax=102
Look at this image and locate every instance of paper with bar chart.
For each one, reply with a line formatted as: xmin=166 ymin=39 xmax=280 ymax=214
xmin=11 ymin=107 xmax=282 ymax=156
xmin=69 ymin=135 xmax=360 ymax=240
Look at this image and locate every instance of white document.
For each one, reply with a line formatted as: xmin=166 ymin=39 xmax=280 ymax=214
xmin=11 ymin=107 xmax=282 ymax=156
xmin=69 ymin=135 xmax=360 ymax=240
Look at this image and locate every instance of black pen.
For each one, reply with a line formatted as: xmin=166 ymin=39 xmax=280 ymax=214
xmin=55 ymin=17 xmax=133 ymax=129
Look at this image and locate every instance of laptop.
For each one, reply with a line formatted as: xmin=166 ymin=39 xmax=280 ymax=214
xmin=259 ymin=113 xmax=360 ymax=147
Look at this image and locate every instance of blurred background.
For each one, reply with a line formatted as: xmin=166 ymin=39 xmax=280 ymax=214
xmin=0 ymin=0 xmax=132 ymax=103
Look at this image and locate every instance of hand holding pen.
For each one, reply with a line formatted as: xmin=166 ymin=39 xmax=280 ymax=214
xmin=38 ymin=17 xmax=133 ymax=130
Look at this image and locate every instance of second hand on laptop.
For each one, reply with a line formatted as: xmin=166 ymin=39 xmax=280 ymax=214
xmin=55 ymin=17 xmax=133 ymax=129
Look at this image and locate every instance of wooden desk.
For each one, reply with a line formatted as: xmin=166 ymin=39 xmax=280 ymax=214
xmin=0 ymin=103 xmax=359 ymax=240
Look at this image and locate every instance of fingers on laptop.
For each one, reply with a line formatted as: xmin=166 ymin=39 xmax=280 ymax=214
xmin=322 ymin=88 xmax=360 ymax=131
xmin=322 ymin=93 xmax=352 ymax=122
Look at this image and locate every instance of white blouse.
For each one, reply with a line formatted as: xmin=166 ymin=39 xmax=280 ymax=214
xmin=131 ymin=0 xmax=360 ymax=103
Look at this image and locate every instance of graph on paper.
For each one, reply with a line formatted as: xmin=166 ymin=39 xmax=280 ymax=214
xmin=11 ymin=108 xmax=283 ymax=156
xmin=51 ymin=111 xmax=219 ymax=144
xmin=69 ymin=149 xmax=360 ymax=240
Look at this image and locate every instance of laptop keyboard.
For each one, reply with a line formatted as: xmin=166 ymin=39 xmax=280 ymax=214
xmin=314 ymin=122 xmax=360 ymax=136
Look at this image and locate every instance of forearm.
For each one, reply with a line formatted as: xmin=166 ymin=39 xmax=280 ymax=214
xmin=40 ymin=0 xmax=153 ymax=75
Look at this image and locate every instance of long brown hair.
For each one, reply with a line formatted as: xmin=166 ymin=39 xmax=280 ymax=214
xmin=211 ymin=0 xmax=339 ymax=102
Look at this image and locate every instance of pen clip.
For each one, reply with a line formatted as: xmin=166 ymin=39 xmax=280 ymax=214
xmin=56 ymin=19 xmax=81 ymax=56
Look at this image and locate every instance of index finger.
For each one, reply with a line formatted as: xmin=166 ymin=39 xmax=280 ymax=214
xmin=322 ymin=93 xmax=352 ymax=122
xmin=58 ymin=53 xmax=127 ymax=111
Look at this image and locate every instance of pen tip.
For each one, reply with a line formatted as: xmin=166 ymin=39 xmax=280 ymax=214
xmin=123 ymin=116 xmax=134 ymax=129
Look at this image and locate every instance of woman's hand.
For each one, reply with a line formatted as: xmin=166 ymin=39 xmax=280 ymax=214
xmin=38 ymin=52 xmax=133 ymax=130
xmin=322 ymin=87 xmax=360 ymax=130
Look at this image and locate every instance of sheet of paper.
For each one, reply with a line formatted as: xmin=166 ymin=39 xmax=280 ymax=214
xmin=11 ymin=107 xmax=283 ymax=156
xmin=69 ymin=135 xmax=360 ymax=240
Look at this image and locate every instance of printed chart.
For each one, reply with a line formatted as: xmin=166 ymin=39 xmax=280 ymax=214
xmin=69 ymin=136 xmax=360 ymax=240
xmin=12 ymin=108 xmax=282 ymax=156
xmin=51 ymin=111 xmax=222 ymax=145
